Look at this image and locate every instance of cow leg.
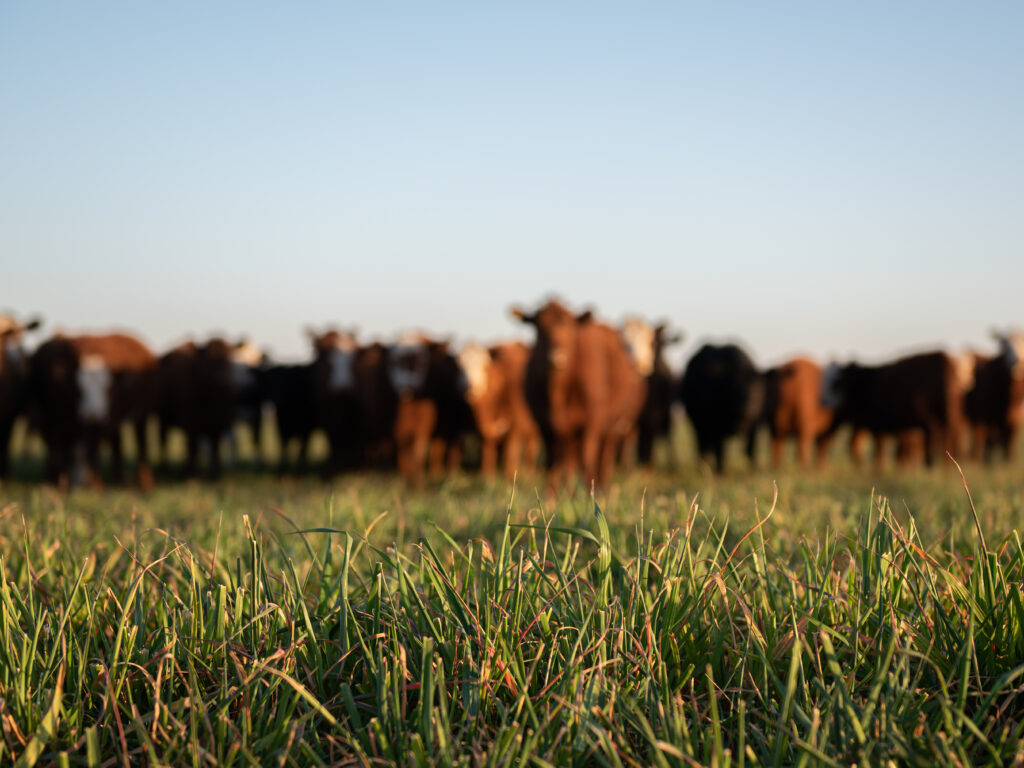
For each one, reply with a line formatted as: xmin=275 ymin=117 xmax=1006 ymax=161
xmin=580 ymin=427 xmax=603 ymax=487
xmin=446 ymin=440 xmax=462 ymax=474
xmin=0 ymin=418 xmax=12 ymax=480
xmin=429 ymin=437 xmax=446 ymax=478
xmin=481 ymin=436 xmax=499 ymax=479
xmin=185 ymin=431 xmax=200 ymax=478
xmin=110 ymin=426 xmax=125 ymax=484
xmin=209 ymin=434 xmax=223 ymax=480
xmin=744 ymin=429 xmax=758 ymax=469
xmin=713 ymin=438 xmax=725 ymax=474
xmin=134 ymin=418 xmax=153 ymax=491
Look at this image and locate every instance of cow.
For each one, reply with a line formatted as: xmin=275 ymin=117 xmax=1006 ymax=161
xmin=309 ymin=328 xmax=367 ymax=475
xmin=512 ymin=300 xmax=647 ymax=488
xmin=820 ymin=351 xmax=963 ymax=469
xmin=257 ymin=362 xmax=318 ymax=473
xmin=0 ymin=314 xmax=41 ymax=479
xmin=457 ymin=341 xmax=541 ymax=479
xmin=388 ymin=333 xmax=475 ymax=484
xmin=29 ymin=332 xmax=156 ymax=489
xmin=679 ymin=343 xmax=763 ymax=473
xmin=963 ymin=331 xmax=1024 ymax=462
xmin=620 ymin=318 xmax=682 ymax=469
xmin=760 ymin=356 xmax=834 ymax=468
xmin=156 ymin=337 xmax=261 ymax=478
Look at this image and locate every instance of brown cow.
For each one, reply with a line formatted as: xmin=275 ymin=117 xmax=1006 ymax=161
xmin=761 ymin=357 xmax=834 ymax=468
xmin=0 ymin=314 xmax=42 ymax=479
xmin=964 ymin=332 xmax=1024 ymax=461
xmin=457 ymin=341 xmax=541 ymax=479
xmin=512 ymin=300 xmax=646 ymax=488
xmin=29 ymin=332 xmax=156 ymax=489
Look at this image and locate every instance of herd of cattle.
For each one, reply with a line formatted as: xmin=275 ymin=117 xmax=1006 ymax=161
xmin=1 ymin=301 xmax=1022 ymax=491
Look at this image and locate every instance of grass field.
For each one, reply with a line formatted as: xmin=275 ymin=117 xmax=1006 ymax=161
xmin=2 ymin=427 xmax=1024 ymax=766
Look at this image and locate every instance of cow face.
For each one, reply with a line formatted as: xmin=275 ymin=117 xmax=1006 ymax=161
xmin=515 ymin=301 xmax=580 ymax=371
xmin=230 ymin=340 xmax=264 ymax=390
xmin=820 ymin=362 xmax=846 ymax=409
xmin=995 ymin=331 xmax=1024 ymax=380
xmin=388 ymin=334 xmax=432 ymax=398
xmin=621 ymin=317 xmax=657 ymax=377
xmin=457 ymin=344 xmax=491 ymax=402
xmin=309 ymin=330 xmax=359 ymax=392
xmin=77 ymin=354 xmax=112 ymax=422
xmin=0 ymin=316 xmax=41 ymax=369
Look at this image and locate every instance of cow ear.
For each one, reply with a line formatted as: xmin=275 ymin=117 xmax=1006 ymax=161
xmin=26 ymin=317 xmax=42 ymax=332
xmin=667 ymin=332 xmax=684 ymax=345
xmin=576 ymin=309 xmax=594 ymax=323
xmin=510 ymin=307 xmax=534 ymax=324
xmin=488 ymin=345 xmax=502 ymax=360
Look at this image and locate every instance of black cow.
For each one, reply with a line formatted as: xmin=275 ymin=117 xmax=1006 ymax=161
xmin=821 ymin=351 xmax=963 ymax=468
xmin=258 ymin=363 xmax=317 ymax=473
xmin=679 ymin=343 xmax=763 ymax=472
xmin=0 ymin=315 xmax=41 ymax=479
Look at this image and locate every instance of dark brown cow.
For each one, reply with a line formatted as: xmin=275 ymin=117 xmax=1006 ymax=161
xmin=964 ymin=332 xmax=1024 ymax=461
xmin=388 ymin=334 xmax=475 ymax=484
xmin=457 ymin=341 xmax=541 ymax=479
xmin=157 ymin=338 xmax=259 ymax=478
xmin=820 ymin=351 xmax=963 ymax=468
xmin=761 ymin=357 xmax=834 ymax=468
xmin=310 ymin=328 xmax=369 ymax=475
xmin=29 ymin=332 xmax=156 ymax=489
xmin=513 ymin=300 xmax=647 ymax=488
xmin=620 ymin=317 xmax=682 ymax=469
xmin=0 ymin=315 xmax=41 ymax=479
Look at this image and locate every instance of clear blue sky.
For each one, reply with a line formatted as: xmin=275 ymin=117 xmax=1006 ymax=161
xmin=3 ymin=2 xmax=1022 ymax=367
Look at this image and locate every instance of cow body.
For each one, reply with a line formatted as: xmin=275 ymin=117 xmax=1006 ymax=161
xmin=30 ymin=332 xmax=156 ymax=489
xmin=259 ymin=363 xmax=318 ymax=473
xmin=515 ymin=300 xmax=646 ymax=488
xmin=621 ymin=318 xmax=681 ymax=469
xmin=157 ymin=338 xmax=259 ymax=478
xmin=821 ymin=351 xmax=963 ymax=468
xmin=458 ymin=341 xmax=541 ymax=479
xmin=680 ymin=343 xmax=762 ymax=473
xmin=761 ymin=357 xmax=833 ymax=468
xmin=964 ymin=333 xmax=1024 ymax=461
xmin=0 ymin=315 xmax=41 ymax=479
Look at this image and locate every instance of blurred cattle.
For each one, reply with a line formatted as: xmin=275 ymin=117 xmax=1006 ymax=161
xmin=389 ymin=334 xmax=476 ymax=484
xmin=157 ymin=338 xmax=261 ymax=478
xmin=513 ymin=300 xmax=646 ymax=487
xmin=457 ymin=341 xmax=541 ymax=479
xmin=820 ymin=351 xmax=963 ymax=468
xmin=679 ymin=343 xmax=763 ymax=473
xmin=964 ymin=331 xmax=1024 ymax=461
xmin=760 ymin=357 xmax=833 ymax=468
xmin=258 ymin=362 xmax=317 ymax=473
xmin=620 ymin=318 xmax=681 ymax=469
xmin=0 ymin=314 xmax=41 ymax=479
xmin=30 ymin=332 xmax=156 ymax=489
xmin=310 ymin=328 xmax=371 ymax=475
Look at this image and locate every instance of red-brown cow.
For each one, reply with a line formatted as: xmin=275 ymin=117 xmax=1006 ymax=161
xmin=512 ymin=300 xmax=646 ymax=488
xmin=761 ymin=357 xmax=834 ymax=468
xmin=457 ymin=341 xmax=541 ymax=479
xmin=29 ymin=332 xmax=156 ymax=489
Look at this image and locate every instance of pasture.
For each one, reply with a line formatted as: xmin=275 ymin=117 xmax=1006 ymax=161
xmin=2 ymin=428 xmax=1024 ymax=766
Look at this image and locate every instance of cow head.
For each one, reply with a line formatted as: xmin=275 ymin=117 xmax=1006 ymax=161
xmin=388 ymin=332 xmax=433 ymax=398
xmin=229 ymin=339 xmax=266 ymax=390
xmin=457 ymin=343 xmax=492 ymax=402
xmin=77 ymin=354 xmax=113 ymax=422
xmin=512 ymin=300 xmax=581 ymax=371
xmin=993 ymin=330 xmax=1024 ymax=381
xmin=820 ymin=362 xmax=847 ymax=409
xmin=0 ymin=315 xmax=42 ymax=369
xmin=309 ymin=328 xmax=359 ymax=392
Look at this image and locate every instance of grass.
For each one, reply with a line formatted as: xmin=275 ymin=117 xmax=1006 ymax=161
xmin=2 ymin=430 xmax=1024 ymax=766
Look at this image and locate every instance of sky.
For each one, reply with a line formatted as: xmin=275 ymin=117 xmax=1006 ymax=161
xmin=2 ymin=2 xmax=1022 ymax=368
